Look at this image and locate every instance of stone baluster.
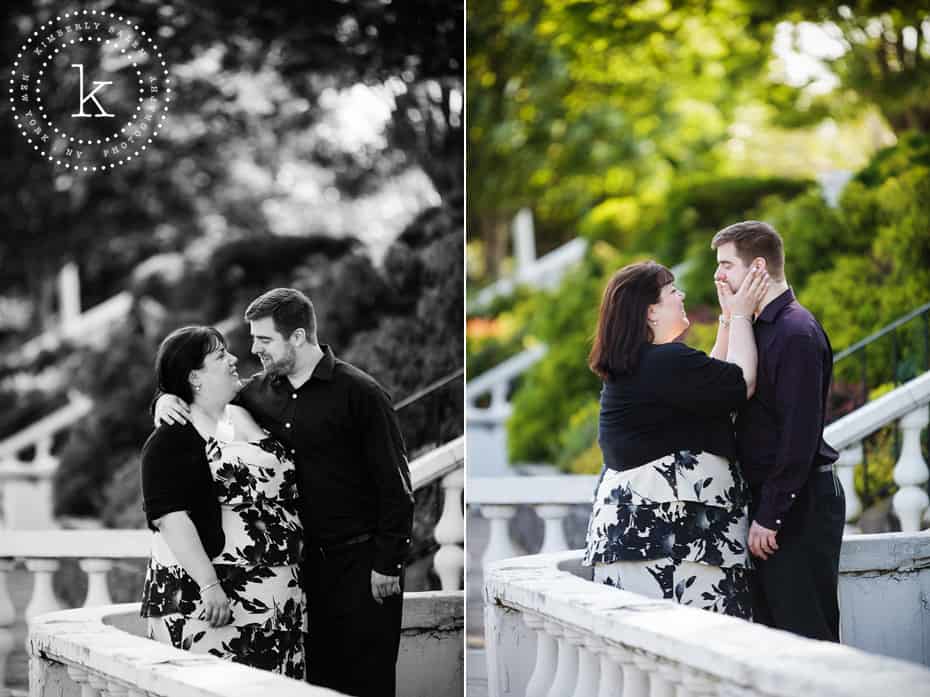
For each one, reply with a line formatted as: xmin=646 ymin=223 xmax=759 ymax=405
xmin=893 ymin=408 xmax=930 ymax=532
xmin=573 ymin=636 xmax=604 ymax=697
xmin=632 ymin=653 xmax=674 ymax=697
xmin=24 ymin=559 xmax=63 ymax=621
xmin=611 ymin=645 xmax=648 ymax=697
xmin=524 ymin=613 xmax=558 ymax=697
xmin=593 ymin=642 xmax=622 ymax=697
xmin=0 ymin=629 xmax=14 ymax=697
xmin=433 ymin=467 xmax=465 ymax=590
xmin=480 ymin=504 xmax=519 ymax=570
xmin=656 ymin=662 xmax=683 ymax=697
xmin=80 ymin=559 xmax=115 ymax=607
xmin=545 ymin=621 xmax=579 ymax=697
xmin=563 ymin=630 xmax=596 ymax=697
xmin=680 ymin=667 xmax=718 ymax=697
xmin=835 ymin=442 xmax=863 ymax=532
xmin=536 ymin=505 xmax=572 ymax=554
xmin=67 ymin=666 xmax=99 ymax=697
xmin=0 ymin=560 xmax=16 ymax=626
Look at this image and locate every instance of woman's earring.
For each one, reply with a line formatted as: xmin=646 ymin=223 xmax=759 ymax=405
xmin=194 ymin=384 xmax=201 ymax=392
xmin=648 ymin=319 xmax=658 ymax=327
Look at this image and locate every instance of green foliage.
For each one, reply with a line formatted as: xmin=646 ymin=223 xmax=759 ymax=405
xmin=800 ymin=136 xmax=930 ymax=386
xmin=635 ymin=175 xmax=812 ymax=305
xmin=556 ymin=400 xmax=601 ymax=474
xmin=506 ymin=242 xmax=631 ymax=463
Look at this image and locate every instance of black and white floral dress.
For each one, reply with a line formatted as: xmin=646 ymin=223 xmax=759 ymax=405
xmin=141 ymin=423 xmax=306 ymax=678
xmin=584 ymin=450 xmax=753 ymax=618
xmin=584 ymin=341 xmax=753 ymax=619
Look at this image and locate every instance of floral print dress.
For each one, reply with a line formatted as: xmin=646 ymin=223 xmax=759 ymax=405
xmin=141 ymin=428 xmax=306 ymax=678
xmin=584 ymin=450 xmax=753 ymax=619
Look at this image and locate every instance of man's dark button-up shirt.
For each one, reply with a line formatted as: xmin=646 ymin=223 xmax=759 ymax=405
xmin=735 ymin=288 xmax=838 ymax=531
xmin=237 ymin=345 xmax=414 ymax=576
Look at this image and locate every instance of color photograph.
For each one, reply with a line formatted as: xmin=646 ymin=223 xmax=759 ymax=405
xmin=466 ymin=2 xmax=930 ymax=695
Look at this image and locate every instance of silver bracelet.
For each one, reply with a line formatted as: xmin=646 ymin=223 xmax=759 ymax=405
xmin=731 ymin=314 xmax=753 ymax=322
xmin=200 ymin=579 xmax=221 ymax=594
xmin=718 ymin=315 xmax=730 ymax=329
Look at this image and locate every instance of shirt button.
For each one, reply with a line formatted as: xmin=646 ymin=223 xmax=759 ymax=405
xmin=285 ymin=422 xmax=291 ymax=429
xmin=790 ymin=494 xmax=796 ymax=499
xmin=397 ymin=564 xmax=402 ymax=569
xmin=292 ymin=393 xmax=297 ymax=400
xmin=290 ymin=448 xmax=296 ymax=454
xmin=776 ymin=519 xmax=782 ymax=525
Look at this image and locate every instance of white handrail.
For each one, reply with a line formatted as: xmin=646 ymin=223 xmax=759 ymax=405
xmin=824 ymin=371 xmax=930 ymax=451
xmin=0 ymin=391 xmax=92 ymax=460
xmin=410 ymin=437 xmax=464 ymax=490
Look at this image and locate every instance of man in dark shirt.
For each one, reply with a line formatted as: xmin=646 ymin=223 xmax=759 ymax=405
xmin=712 ymin=221 xmax=845 ymax=641
xmin=156 ymin=288 xmax=414 ymax=697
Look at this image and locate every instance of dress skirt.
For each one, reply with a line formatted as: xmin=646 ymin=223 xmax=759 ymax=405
xmin=583 ymin=450 xmax=753 ymax=619
xmin=141 ymin=436 xmax=306 ymax=679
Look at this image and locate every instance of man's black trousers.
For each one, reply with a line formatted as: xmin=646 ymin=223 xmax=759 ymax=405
xmin=303 ymin=539 xmax=404 ymax=697
xmin=749 ymin=468 xmax=846 ymax=641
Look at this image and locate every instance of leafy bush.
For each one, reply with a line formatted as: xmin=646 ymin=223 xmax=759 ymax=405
xmin=506 ymin=242 xmax=630 ymax=463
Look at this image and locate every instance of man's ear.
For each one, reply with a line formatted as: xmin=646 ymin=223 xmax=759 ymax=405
xmin=289 ymin=328 xmax=306 ymax=346
xmin=752 ymin=257 xmax=767 ymax=273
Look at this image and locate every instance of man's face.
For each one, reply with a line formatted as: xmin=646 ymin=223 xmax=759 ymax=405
xmin=250 ymin=317 xmax=297 ymax=376
xmin=714 ymin=242 xmax=752 ymax=293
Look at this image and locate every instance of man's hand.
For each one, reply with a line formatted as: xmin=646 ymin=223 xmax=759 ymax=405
xmin=748 ymin=521 xmax=779 ymax=560
xmin=370 ymin=569 xmax=401 ymax=605
xmin=154 ymin=394 xmax=191 ymax=427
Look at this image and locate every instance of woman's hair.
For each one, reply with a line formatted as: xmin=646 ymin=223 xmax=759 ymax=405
xmin=588 ymin=260 xmax=674 ymax=381
xmin=154 ymin=326 xmax=227 ymax=403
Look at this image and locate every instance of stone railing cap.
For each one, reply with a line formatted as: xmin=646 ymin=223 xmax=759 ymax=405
xmin=486 ymin=549 xmax=930 ymax=697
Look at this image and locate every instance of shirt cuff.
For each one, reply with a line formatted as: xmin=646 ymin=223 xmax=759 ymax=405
xmin=372 ymin=533 xmax=412 ymax=576
xmin=753 ymin=488 xmax=800 ymax=531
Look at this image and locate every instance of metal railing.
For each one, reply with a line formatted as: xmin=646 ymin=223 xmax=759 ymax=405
xmin=829 ymin=300 xmax=930 ymax=505
xmin=394 ymin=368 xmax=464 ymax=454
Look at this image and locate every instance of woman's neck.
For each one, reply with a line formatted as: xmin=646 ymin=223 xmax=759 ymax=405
xmin=190 ymin=399 xmax=227 ymax=428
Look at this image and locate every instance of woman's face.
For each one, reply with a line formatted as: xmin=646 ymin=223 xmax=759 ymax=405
xmin=649 ymin=282 xmax=689 ymax=342
xmin=190 ymin=344 xmax=240 ymax=402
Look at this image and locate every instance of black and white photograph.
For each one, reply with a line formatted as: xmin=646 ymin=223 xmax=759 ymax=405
xmin=0 ymin=2 xmax=463 ymax=696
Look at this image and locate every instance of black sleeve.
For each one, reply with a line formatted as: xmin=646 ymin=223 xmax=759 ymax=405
xmin=140 ymin=425 xmax=202 ymax=530
xmin=648 ymin=342 xmax=747 ymax=414
xmin=356 ymin=380 xmax=415 ymax=576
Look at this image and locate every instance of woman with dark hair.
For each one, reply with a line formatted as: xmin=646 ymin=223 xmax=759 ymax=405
xmin=583 ymin=260 xmax=768 ymax=618
xmin=139 ymin=326 xmax=305 ymax=678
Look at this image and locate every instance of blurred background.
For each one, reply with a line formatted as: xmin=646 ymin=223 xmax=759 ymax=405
xmin=465 ymin=0 xmax=930 ymax=671
xmin=467 ymin=0 xmax=928 ymax=492
xmin=0 ymin=0 xmax=463 ymax=637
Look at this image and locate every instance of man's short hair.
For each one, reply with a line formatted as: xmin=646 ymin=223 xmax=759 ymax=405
xmin=244 ymin=288 xmax=318 ymax=343
xmin=711 ymin=220 xmax=785 ymax=280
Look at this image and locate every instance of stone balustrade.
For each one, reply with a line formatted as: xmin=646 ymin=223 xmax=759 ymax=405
xmin=0 ymin=391 xmax=93 ymax=529
xmin=31 ymin=590 xmax=463 ymax=697
xmin=826 ymin=370 xmax=930 ymax=532
xmin=465 ymin=345 xmax=548 ymax=478
xmin=484 ymin=549 xmax=930 ymax=697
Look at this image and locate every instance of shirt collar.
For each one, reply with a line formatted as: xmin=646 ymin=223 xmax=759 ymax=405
xmin=269 ymin=344 xmax=336 ymax=388
xmin=756 ymin=287 xmax=795 ymax=324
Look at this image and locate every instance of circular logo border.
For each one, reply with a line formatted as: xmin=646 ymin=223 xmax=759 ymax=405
xmin=8 ymin=8 xmax=172 ymax=173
